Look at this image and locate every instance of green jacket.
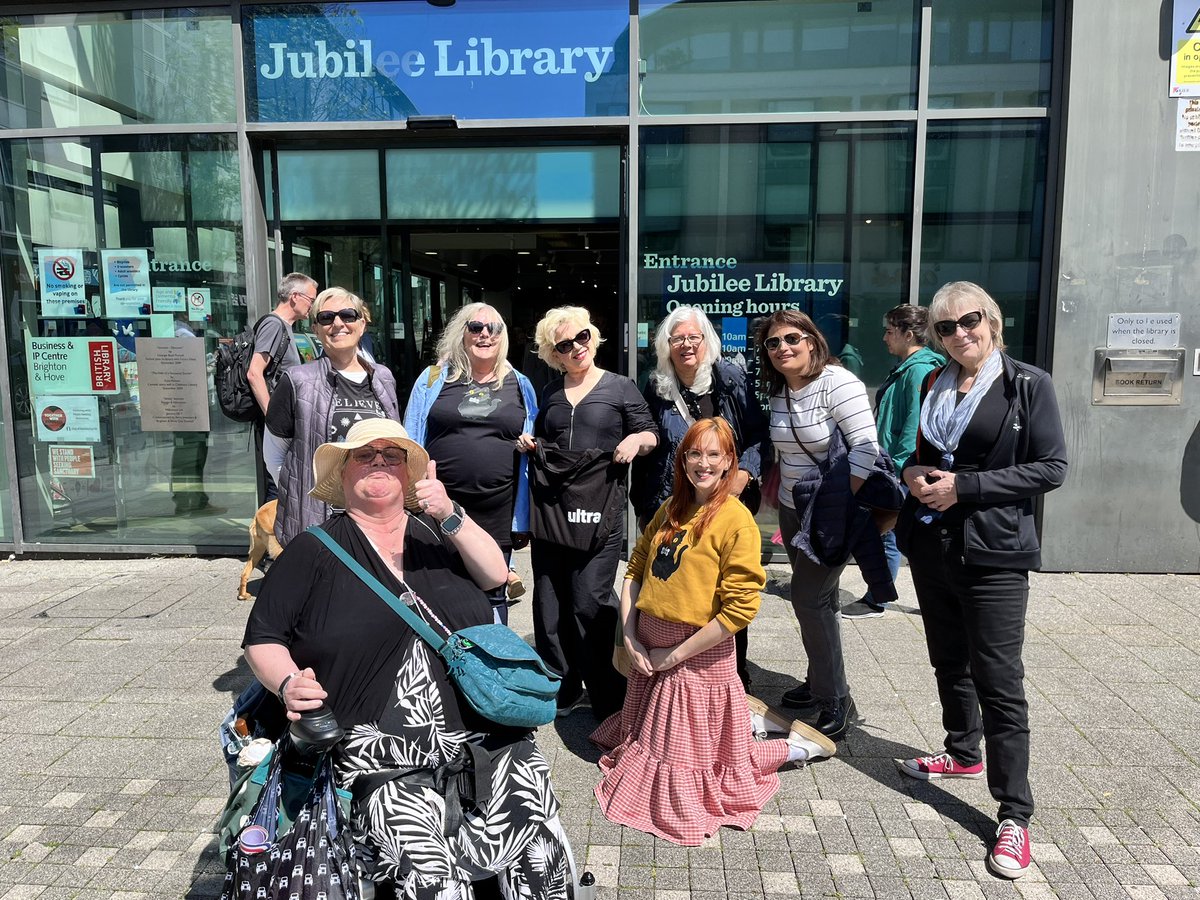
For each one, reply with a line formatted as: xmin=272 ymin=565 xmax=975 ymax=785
xmin=874 ymin=346 xmax=945 ymax=468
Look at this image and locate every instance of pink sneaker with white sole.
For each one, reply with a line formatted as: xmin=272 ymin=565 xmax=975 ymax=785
xmin=988 ymin=819 xmax=1031 ymax=879
xmin=899 ymin=751 xmax=984 ymax=780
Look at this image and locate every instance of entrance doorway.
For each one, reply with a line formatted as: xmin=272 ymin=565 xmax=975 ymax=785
xmin=266 ymin=142 xmax=625 ymax=395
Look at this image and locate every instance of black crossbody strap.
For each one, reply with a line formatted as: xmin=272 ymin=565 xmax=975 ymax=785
xmin=307 ymin=525 xmax=448 ymax=654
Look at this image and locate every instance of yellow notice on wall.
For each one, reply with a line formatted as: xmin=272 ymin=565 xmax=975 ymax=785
xmin=1170 ymin=2 xmax=1200 ymax=97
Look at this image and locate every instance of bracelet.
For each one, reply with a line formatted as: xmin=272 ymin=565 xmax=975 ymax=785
xmin=277 ymin=671 xmax=299 ymax=705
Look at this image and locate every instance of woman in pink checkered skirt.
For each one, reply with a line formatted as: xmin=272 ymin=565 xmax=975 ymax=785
xmin=591 ymin=418 xmax=836 ymax=846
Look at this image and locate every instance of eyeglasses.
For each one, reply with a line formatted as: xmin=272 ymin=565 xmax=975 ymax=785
xmin=348 ymin=446 xmax=408 ymax=466
xmin=553 ymin=329 xmax=592 ymax=355
xmin=466 ymin=320 xmax=504 ymax=337
xmin=684 ymin=449 xmax=727 ymax=464
xmin=933 ymin=310 xmax=985 ymax=338
xmin=293 ymin=291 xmax=317 ymax=304
xmin=763 ymin=332 xmax=809 ymax=353
xmin=315 ymin=308 xmax=362 ymax=326
xmin=669 ymin=333 xmax=704 ymax=348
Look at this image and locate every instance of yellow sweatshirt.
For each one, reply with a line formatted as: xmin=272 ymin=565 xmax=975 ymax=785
xmin=626 ymin=497 xmax=765 ymax=633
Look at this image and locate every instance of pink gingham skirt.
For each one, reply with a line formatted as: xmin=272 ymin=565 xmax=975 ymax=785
xmin=591 ymin=613 xmax=790 ymax=846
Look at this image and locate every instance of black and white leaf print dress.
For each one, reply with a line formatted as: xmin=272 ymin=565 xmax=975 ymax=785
xmin=244 ymin=513 xmax=570 ymax=900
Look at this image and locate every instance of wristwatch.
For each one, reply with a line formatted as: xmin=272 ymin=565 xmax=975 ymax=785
xmin=438 ymin=501 xmax=466 ymax=536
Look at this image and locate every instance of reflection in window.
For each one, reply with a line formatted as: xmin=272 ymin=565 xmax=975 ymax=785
xmin=638 ymin=0 xmax=919 ymax=114
xmin=929 ymin=0 xmax=1054 ymax=108
xmin=638 ymin=124 xmax=914 ymax=393
xmin=0 ymin=9 xmax=236 ymax=128
xmin=277 ymin=150 xmax=381 ymax=221
xmin=919 ymin=120 xmax=1049 ymax=362
xmin=0 ymin=135 xmax=251 ymax=547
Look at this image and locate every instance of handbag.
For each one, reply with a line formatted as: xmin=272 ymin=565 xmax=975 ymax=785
xmin=308 ymin=526 xmax=561 ymax=728
xmin=220 ymin=749 xmax=358 ymax=900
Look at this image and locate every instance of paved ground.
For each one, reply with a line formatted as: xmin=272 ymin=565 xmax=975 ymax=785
xmin=0 ymin=552 xmax=1198 ymax=900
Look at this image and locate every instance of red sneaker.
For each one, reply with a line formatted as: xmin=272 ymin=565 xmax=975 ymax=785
xmin=988 ymin=819 xmax=1031 ymax=879
xmin=899 ymin=751 xmax=984 ymax=780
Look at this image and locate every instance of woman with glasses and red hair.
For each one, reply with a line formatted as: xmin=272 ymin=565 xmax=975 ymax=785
xmin=404 ymin=302 xmax=539 ymax=623
xmin=896 ymin=282 xmax=1067 ymax=879
xmin=516 ymin=306 xmax=657 ymax=721
xmin=264 ymin=286 xmax=400 ymax=546
xmin=757 ymin=309 xmax=882 ymax=743
xmin=592 ymin=417 xmax=834 ymax=846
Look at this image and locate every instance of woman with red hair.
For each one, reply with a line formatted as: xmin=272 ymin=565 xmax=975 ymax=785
xmin=592 ymin=418 xmax=834 ymax=845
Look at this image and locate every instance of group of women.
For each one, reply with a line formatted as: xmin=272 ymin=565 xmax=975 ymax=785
xmin=241 ymin=280 xmax=1066 ymax=896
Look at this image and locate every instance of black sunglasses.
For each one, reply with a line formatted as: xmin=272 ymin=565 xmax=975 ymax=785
xmin=933 ymin=310 xmax=985 ymax=338
xmin=553 ymin=329 xmax=592 ymax=355
xmin=314 ymin=308 xmax=362 ymax=326
xmin=348 ymin=446 xmax=407 ymax=466
xmin=763 ymin=331 xmax=809 ymax=352
xmin=466 ymin=320 xmax=504 ymax=337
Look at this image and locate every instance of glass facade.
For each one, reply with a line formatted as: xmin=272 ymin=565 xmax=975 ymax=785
xmin=0 ymin=0 xmax=1060 ymax=552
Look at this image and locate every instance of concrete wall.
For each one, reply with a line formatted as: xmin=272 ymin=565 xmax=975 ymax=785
xmin=1041 ymin=1 xmax=1200 ymax=572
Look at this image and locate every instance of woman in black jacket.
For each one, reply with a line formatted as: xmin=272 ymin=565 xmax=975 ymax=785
xmin=631 ymin=306 xmax=769 ymax=689
xmin=896 ymin=281 xmax=1066 ymax=882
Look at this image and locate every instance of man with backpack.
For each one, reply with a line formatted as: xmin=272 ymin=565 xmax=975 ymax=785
xmin=248 ymin=273 xmax=317 ymax=501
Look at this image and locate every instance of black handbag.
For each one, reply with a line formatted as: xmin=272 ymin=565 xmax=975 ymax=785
xmin=220 ymin=749 xmax=358 ymax=900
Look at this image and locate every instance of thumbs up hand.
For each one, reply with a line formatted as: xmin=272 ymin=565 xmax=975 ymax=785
xmin=414 ymin=458 xmax=453 ymax=521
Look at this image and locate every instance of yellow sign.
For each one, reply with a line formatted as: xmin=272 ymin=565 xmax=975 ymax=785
xmin=1171 ymin=2 xmax=1200 ymax=96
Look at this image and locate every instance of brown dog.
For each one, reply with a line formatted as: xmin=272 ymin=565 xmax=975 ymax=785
xmin=238 ymin=500 xmax=283 ymax=601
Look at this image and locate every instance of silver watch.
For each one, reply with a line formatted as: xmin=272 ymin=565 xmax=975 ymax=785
xmin=438 ymin=501 xmax=466 ymax=536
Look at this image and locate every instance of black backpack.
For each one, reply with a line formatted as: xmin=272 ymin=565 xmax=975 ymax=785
xmin=214 ymin=315 xmax=288 ymax=422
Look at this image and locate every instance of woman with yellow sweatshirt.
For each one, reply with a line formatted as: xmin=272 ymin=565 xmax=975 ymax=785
xmin=592 ymin=417 xmax=835 ymax=846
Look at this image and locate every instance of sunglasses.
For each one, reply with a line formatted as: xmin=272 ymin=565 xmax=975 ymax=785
xmin=763 ymin=332 xmax=809 ymax=353
xmin=315 ymin=308 xmax=362 ymax=326
xmin=933 ymin=310 xmax=985 ymax=338
xmin=553 ymin=329 xmax=592 ymax=355
xmin=348 ymin=446 xmax=408 ymax=466
xmin=466 ymin=320 xmax=504 ymax=337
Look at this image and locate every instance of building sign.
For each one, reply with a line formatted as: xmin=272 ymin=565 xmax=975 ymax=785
xmin=1107 ymin=313 xmax=1181 ymax=349
xmin=245 ymin=0 xmax=629 ymax=122
xmin=27 ymin=337 xmax=121 ymax=395
xmin=1170 ymin=2 xmax=1200 ymax=97
xmin=134 ymin=338 xmax=211 ymax=432
xmin=37 ymin=249 xmax=87 ymax=317
xmin=34 ymin=396 xmax=102 ymax=443
xmin=48 ymin=445 xmax=96 ymax=480
xmin=100 ymin=249 xmax=152 ymax=317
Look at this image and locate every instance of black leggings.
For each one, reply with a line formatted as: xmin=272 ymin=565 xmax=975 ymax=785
xmin=531 ymin=528 xmax=627 ymax=719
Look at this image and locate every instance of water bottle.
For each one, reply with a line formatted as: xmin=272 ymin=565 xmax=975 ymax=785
xmin=576 ymin=870 xmax=597 ymax=900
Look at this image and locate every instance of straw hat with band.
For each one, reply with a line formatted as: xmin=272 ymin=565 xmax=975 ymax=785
xmin=309 ymin=418 xmax=430 ymax=512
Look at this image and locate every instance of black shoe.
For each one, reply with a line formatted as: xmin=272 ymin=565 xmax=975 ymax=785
xmin=781 ymin=681 xmax=814 ymax=709
xmin=840 ymin=599 xmax=886 ymax=620
xmin=802 ymin=695 xmax=857 ymax=742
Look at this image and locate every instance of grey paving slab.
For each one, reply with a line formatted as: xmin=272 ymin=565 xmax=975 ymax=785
xmin=0 ymin=555 xmax=1196 ymax=899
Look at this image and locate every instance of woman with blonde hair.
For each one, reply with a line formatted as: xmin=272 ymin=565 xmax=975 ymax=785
xmin=516 ymin=305 xmax=657 ymax=720
xmin=404 ymin=302 xmax=538 ymax=622
xmin=593 ymin=418 xmax=833 ymax=846
xmin=264 ymin=286 xmax=399 ymax=545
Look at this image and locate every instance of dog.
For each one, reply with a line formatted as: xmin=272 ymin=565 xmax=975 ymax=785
xmin=238 ymin=500 xmax=283 ymax=601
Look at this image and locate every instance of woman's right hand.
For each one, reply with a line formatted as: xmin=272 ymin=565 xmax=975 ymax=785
xmin=902 ymin=464 xmax=938 ymax=492
xmin=279 ymin=667 xmax=328 ymax=721
xmin=623 ymin=634 xmax=654 ymax=678
xmin=516 ymin=433 xmax=537 ymax=454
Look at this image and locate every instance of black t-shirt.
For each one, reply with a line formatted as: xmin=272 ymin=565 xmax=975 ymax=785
xmin=242 ymin=512 xmax=503 ymax=734
xmin=264 ymin=371 xmax=387 ymax=441
xmin=931 ymin=378 xmax=1008 ymax=526
xmin=534 ymin=370 xmax=655 ymax=452
xmin=426 ymin=378 xmax=525 ymax=549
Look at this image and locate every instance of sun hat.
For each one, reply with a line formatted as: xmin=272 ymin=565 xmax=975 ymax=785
xmin=309 ymin=418 xmax=430 ymax=511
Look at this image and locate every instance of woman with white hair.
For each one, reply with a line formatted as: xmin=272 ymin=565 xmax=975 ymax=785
xmin=404 ymin=302 xmax=538 ymax=623
xmin=631 ymin=305 xmax=769 ymax=689
xmin=516 ymin=305 xmax=657 ymax=721
xmin=265 ymin=286 xmax=400 ymax=546
xmin=896 ymin=281 xmax=1067 ymax=879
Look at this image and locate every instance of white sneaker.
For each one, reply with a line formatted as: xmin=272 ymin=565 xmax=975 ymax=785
xmin=747 ymin=695 xmax=791 ymax=736
xmin=787 ymin=718 xmax=837 ymax=764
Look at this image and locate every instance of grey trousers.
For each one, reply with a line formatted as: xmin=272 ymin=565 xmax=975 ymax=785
xmin=778 ymin=504 xmax=849 ymax=702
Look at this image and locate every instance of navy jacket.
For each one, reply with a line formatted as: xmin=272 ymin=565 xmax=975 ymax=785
xmin=790 ymin=428 xmax=904 ymax=603
xmin=632 ymin=359 xmax=770 ymax=519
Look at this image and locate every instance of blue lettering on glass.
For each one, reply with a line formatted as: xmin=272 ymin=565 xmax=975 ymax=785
xmin=247 ymin=1 xmax=629 ymax=122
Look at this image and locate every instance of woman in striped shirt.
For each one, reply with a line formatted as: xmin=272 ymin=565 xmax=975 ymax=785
xmin=757 ymin=309 xmax=881 ymax=741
